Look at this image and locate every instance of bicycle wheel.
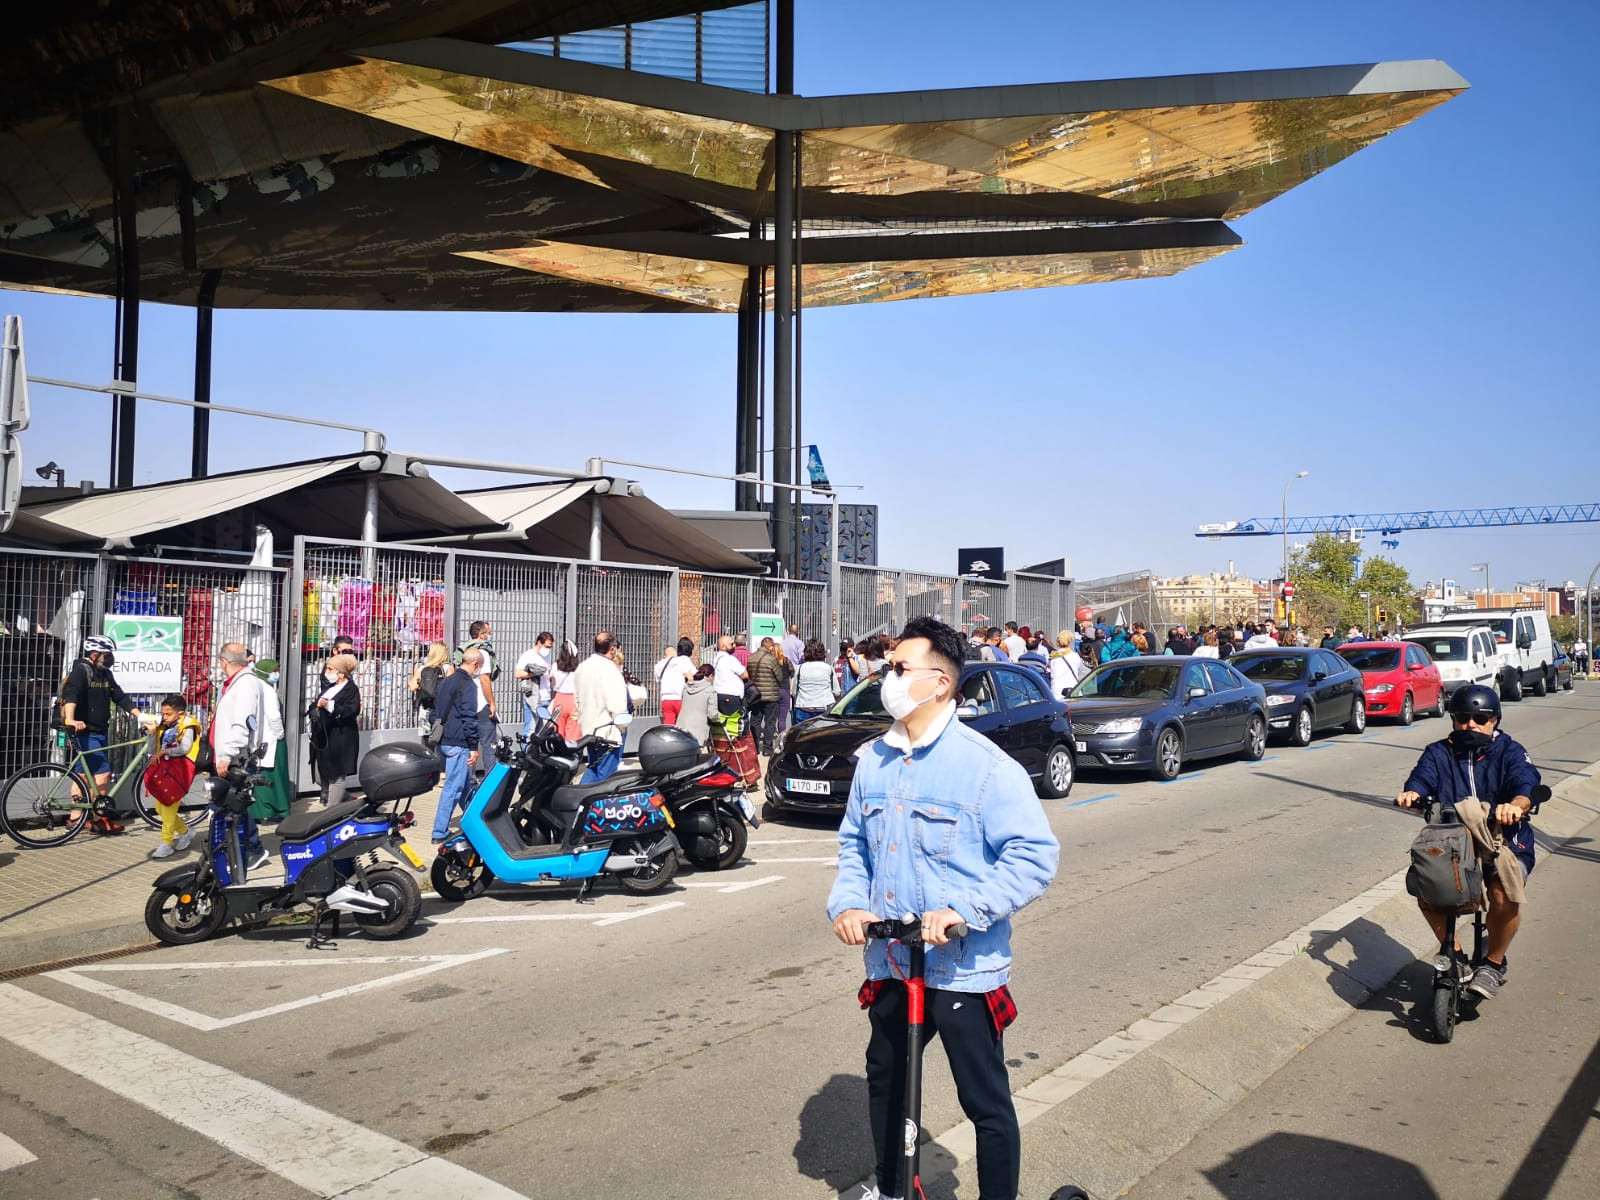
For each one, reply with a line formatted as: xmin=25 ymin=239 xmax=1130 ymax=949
xmin=1 ymin=763 xmax=94 ymax=847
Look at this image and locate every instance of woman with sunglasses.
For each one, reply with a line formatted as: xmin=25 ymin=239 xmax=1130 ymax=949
xmin=1395 ymin=684 xmax=1541 ymax=1001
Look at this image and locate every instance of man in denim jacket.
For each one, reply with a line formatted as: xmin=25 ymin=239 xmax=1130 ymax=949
xmin=829 ymin=617 xmax=1059 ymax=1200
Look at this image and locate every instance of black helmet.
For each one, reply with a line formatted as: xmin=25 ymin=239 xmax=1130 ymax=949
xmin=637 ymin=725 xmax=702 ymax=776
xmin=1447 ymin=684 xmax=1501 ymax=721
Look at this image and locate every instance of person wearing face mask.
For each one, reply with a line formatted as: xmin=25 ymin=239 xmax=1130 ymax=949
xmin=1396 ymin=684 xmax=1540 ymax=1002
xmin=515 ymin=632 xmax=556 ymax=737
xmin=828 ymin=617 xmax=1059 ymax=1200
xmin=307 ymin=653 xmax=361 ymax=807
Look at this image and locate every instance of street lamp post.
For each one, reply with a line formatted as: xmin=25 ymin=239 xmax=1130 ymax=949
xmin=1472 ymin=561 xmax=1491 ymax=607
xmin=1282 ymin=471 xmax=1308 ymax=624
xmin=1359 ymin=590 xmax=1371 ymax=633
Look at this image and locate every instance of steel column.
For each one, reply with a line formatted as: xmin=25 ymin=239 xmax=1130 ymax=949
xmin=191 ymin=268 xmax=221 ymax=478
xmin=110 ymin=108 xmax=140 ymax=490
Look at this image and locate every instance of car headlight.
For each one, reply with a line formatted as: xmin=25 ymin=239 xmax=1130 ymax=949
xmin=1097 ymin=717 xmax=1143 ymax=734
xmin=1369 ymin=683 xmax=1394 ymax=693
xmin=1265 ymin=694 xmax=1297 ymax=707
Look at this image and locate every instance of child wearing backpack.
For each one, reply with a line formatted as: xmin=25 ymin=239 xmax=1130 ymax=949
xmin=1395 ymin=684 xmax=1539 ymax=1001
xmin=144 ymin=693 xmax=203 ymax=859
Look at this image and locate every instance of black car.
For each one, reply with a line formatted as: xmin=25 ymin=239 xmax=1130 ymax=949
xmin=1549 ymin=643 xmax=1575 ymax=692
xmin=764 ymin=661 xmax=1075 ymax=815
xmin=1229 ymin=647 xmax=1368 ymax=745
xmin=1068 ymin=656 xmax=1268 ymax=781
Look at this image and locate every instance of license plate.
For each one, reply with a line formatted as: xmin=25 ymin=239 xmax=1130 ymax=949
xmin=786 ymin=778 xmax=831 ymax=795
xmin=398 ymin=843 xmax=425 ymax=869
xmin=735 ymin=794 xmax=756 ymax=820
xmin=1075 ymin=740 xmax=1087 ymax=753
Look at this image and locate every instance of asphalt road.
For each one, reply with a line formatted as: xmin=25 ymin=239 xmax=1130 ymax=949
xmin=2 ymin=686 xmax=1596 ymax=1199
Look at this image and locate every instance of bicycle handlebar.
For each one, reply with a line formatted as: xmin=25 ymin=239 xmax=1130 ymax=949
xmin=865 ymin=913 xmax=969 ymax=943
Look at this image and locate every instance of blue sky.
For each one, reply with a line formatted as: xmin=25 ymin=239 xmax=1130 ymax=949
xmin=5 ymin=0 xmax=1597 ymax=592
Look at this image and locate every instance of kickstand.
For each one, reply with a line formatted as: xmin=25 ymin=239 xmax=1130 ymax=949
xmin=574 ymin=877 xmax=595 ymax=905
xmin=306 ymin=906 xmax=342 ymax=950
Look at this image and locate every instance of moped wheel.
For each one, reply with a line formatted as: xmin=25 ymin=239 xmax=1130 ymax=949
xmin=1431 ymin=982 xmax=1458 ymax=1043
xmin=145 ymin=881 xmax=228 ymax=946
xmin=1 ymin=763 xmax=94 ymax=847
xmin=616 ymin=839 xmax=679 ymax=893
xmin=694 ymin=809 xmax=748 ymax=871
xmin=351 ymin=867 xmax=422 ymax=938
xmin=430 ymin=851 xmax=494 ymax=901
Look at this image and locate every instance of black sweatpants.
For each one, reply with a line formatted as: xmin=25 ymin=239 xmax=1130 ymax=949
xmin=865 ymin=981 xmax=1019 ymax=1200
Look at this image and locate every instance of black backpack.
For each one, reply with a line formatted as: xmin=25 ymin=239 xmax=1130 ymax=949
xmin=418 ymin=665 xmax=441 ymax=707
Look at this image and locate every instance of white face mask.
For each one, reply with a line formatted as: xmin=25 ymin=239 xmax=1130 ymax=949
xmin=880 ymin=667 xmax=940 ymax=722
xmin=324 ymin=671 xmax=340 ymax=684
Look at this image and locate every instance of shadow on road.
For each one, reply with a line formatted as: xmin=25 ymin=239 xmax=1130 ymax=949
xmin=1304 ymin=915 xmax=1443 ymax=1044
xmin=1496 ymin=1027 xmax=1600 ymax=1200
xmin=1201 ymin=1131 xmax=1441 ymax=1199
xmin=792 ymin=1073 xmax=966 ymax=1198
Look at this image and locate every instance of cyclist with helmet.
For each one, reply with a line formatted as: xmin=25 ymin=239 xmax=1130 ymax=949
xmin=58 ymin=635 xmax=149 ymax=833
xmin=1395 ymin=684 xmax=1539 ymax=1000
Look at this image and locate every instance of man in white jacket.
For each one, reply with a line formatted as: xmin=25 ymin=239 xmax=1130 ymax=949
xmin=212 ymin=642 xmax=284 ymax=869
xmin=573 ymin=630 xmax=629 ymax=783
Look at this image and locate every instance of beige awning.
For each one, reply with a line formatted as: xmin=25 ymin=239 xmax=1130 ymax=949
xmin=452 ymin=481 xmax=763 ymax=573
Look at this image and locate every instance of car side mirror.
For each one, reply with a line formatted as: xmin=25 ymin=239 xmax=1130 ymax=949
xmin=1516 ymin=635 xmax=1532 ymax=649
xmin=1186 ymin=687 xmax=1206 ymax=701
xmin=956 ymin=703 xmax=979 ymax=720
xmin=1312 ymin=671 xmax=1327 ymax=682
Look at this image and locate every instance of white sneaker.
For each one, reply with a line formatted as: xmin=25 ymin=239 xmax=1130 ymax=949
xmin=174 ymin=831 xmax=194 ymax=852
xmin=150 ymin=842 xmax=174 ymax=859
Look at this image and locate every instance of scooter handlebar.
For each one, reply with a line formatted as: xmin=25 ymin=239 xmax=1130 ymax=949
xmin=864 ymin=913 xmax=969 ymax=943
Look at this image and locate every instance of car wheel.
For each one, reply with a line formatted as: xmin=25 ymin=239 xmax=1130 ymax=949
xmin=1502 ymin=672 xmax=1523 ymax=702
xmin=1430 ymin=688 xmax=1446 ymax=718
xmin=1532 ymin=669 xmax=1548 ymax=697
xmin=1150 ymin=728 xmax=1182 ymax=781
xmin=1563 ymin=673 xmax=1575 ymax=692
xmin=1289 ymin=705 xmax=1314 ymax=747
xmin=1038 ymin=743 xmax=1075 ymax=799
xmin=1344 ymin=695 xmax=1367 ymax=735
xmin=1398 ymin=692 xmax=1415 ymax=725
xmin=1241 ymin=714 xmax=1268 ymax=761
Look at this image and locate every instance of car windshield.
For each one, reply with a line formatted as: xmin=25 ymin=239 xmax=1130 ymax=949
xmin=831 ymin=677 xmax=889 ymax=718
xmin=1232 ymin=654 xmax=1306 ymax=683
xmin=1340 ymin=646 xmax=1400 ymax=672
xmin=1070 ymin=663 xmax=1178 ymax=700
xmin=1441 ymin=617 xmax=1512 ymax=643
xmin=1408 ymin=637 xmax=1465 ymax=662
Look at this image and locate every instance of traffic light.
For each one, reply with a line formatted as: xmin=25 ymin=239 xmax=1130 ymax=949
xmin=1376 ymin=607 xmax=1387 ymax=622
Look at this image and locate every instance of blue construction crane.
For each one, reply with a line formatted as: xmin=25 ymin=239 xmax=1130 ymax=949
xmin=1195 ymin=503 xmax=1600 ymax=539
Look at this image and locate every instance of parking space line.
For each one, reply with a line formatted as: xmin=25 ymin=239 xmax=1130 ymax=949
xmin=1067 ymin=793 xmax=1117 ymax=808
xmin=0 ymin=984 xmax=530 ymax=1198
xmin=1304 ymin=745 xmax=1332 ymax=751
xmin=1360 ymin=732 xmax=1382 ymax=739
xmin=0 ymin=1131 xmax=36 ymax=1172
xmin=747 ymin=856 xmax=837 ymax=864
xmin=749 ymin=837 xmax=838 ymax=845
xmin=594 ymin=902 xmax=685 ymax=926
xmin=678 ymin=876 xmax=784 ymax=893
xmin=1158 ymin=773 xmax=1205 ymax=785
xmin=434 ymin=903 xmax=684 ymax=925
xmin=1247 ymin=756 xmax=1279 ymax=766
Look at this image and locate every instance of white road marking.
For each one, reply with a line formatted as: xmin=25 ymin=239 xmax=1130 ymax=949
xmin=748 ymin=856 xmax=837 ymax=865
xmin=432 ymin=902 xmax=684 ymax=926
xmin=46 ymin=948 xmax=509 ymax=1031
xmin=677 ymin=875 xmax=784 ymax=893
xmin=593 ymin=902 xmax=685 ymax=925
xmin=0 ymin=984 xmax=529 ymax=1198
xmin=749 ymin=837 xmax=840 ymax=845
xmin=0 ymin=1131 xmax=36 ymax=1171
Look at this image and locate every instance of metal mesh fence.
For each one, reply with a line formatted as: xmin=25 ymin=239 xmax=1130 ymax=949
xmin=958 ymin=578 xmax=1008 ymax=634
xmin=840 ymin=565 xmax=899 ymax=642
xmin=573 ymin=564 xmax=675 ymax=719
xmin=904 ymin=572 xmax=958 ymax=627
xmin=0 ymin=549 xmax=98 ymax=774
xmin=455 ymin=551 xmax=567 ymax=726
xmin=1010 ymin=573 xmax=1060 ymax=636
xmin=752 ymin=579 xmax=828 ymax=647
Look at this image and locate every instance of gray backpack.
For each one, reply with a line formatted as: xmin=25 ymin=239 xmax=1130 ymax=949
xmin=1405 ymin=804 xmax=1484 ymax=913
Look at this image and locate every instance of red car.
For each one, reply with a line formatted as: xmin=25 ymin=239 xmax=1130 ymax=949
xmin=1336 ymin=640 xmax=1444 ymax=725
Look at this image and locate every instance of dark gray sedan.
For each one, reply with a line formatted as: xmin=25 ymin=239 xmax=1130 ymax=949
xmin=1229 ymin=648 xmax=1368 ymax=745
xmin=1067 ymin=657 xmax=1268 ymax=780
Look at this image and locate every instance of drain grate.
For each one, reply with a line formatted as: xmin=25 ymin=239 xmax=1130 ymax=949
xmin=0 ymin=939 xmax=162 ymax=982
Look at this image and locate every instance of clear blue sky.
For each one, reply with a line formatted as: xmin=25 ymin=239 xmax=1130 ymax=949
xmin=6 ymin=0 xmax=1597 ymax=592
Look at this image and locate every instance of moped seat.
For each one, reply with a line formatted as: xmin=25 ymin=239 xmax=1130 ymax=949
xmin=275 ymin=799 xmax=371 ymax=841
xmin=549 ymin=772 xmax=651 ymax=818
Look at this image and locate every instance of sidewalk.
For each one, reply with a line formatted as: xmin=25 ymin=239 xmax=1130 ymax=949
xmin=0 ymin=784 xmax=457 ymax=973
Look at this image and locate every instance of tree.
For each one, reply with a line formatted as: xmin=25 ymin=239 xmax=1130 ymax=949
xmin=1288 ymin=534 xmax=1420 ymax=632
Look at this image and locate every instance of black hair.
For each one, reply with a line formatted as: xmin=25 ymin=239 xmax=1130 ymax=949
xmin=468 ymin=621 xmax=491 ymax=638
xmin=594 ymin=631 xmax=615 ymax=655
xmin=160 ymin=693 xmax=187 ymax=711
xmin=676 ymin=636 xmax=695 ymax=658
xmin=804 ymin=638 xmax=827 ymax=662
xmin=537 ymin=630 xmax=555 ymax=646
xmin=898 ymin=616 xmax=964 ymax=688
xmin=556 ymin=644 xmax=581 ymax=673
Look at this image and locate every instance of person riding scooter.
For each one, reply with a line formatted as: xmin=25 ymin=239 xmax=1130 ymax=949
xmin=1395 ymin=684 xmax=1540 ymax=1001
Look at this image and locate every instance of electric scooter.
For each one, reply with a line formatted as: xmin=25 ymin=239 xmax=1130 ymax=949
xmin=864 ymin=915 xmax=1088 ymax=1200
xmin=144 ymin=739 xmax=431 ymax=948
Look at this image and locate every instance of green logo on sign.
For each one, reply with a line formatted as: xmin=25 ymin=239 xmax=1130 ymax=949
xmin=103 ymin=615 xmax=183 ymax=653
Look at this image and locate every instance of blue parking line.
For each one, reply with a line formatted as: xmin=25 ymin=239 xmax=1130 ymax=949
xmin=1068 ymin=792 xmax=1117 ymax=808
xmin=1158 ymin=772 xmax=1205 ymax=785
xmin=1304 ymin=744 xmax=1332 ymax=751
xmin=1360 ymin=733 xmax=1382 ymax=739
xmin=1248 ymin=755 xmax=1280 ymax=766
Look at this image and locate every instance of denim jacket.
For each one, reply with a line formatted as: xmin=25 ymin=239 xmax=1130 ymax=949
xmin=827 ymin=705 xmax=1060 ymax=992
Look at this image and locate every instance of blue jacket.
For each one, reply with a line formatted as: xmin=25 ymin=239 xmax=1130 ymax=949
xmin=1017 ymin=650 xmax=1051 ymax=678
xmin=828 ymin=708 xmax=1060 ymax=992
xmin=1404 ymin=732 xmax=1540 ymax=872
xmin=1103 ymin=630 xmax=1139 ymax=660
xmin=436 ymin=670 xmax=481 ymax=749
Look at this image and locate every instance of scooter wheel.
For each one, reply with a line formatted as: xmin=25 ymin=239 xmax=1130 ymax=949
xmin=1048 ymin=1189 xmax=1091 ymax=1200
xmin=691 ymin=810 xmax=749 ymax=872
xmin=616 ymin=840 xmax=679 ymax=894
xmin=1431 ymin=982 xmax=1458 ymax=1043
xmin=351 ymin=867 xmax=423 ymax=938
xmin=430 ymin=851 xmax=494 ymax=902
xmin=145 ymin=881 xmax=228 ymax=946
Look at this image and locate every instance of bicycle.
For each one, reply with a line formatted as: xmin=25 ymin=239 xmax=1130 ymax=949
xmin=0 ymin=731 xmax=211 ymax=848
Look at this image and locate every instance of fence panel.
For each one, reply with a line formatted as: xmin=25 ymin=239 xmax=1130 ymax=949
xmin=681 ymin=572 xmax=751 ymax=664
xmin=453 ymin=551 xmax=569 ymax=727
xmin=0 ymin=548 xmax=101 ymax=773
xmin=1010 ymin=573 xmax=1060 ymax=637
xmin=840 ymin=566 xmax=899 ymax=641
xmin=957 ymin=577 xmax=1008 ymax=634
xmin=903 ymin=572 xmax=958 ymax=628
xmin=573 ymin=564 xmax=676 ymax=717
xmin=752 ymin=578 xmax=828 ymax=647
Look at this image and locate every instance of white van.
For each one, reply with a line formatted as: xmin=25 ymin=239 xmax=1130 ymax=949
xmin=1427 ymin=607 xmax=1556 ymax=700
xmin=1404 ymin=625 xmax=1501 ymax=699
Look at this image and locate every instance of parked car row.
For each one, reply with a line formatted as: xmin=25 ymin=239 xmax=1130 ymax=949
xmin=764 ymin=624 xmax=1577 ymax=815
